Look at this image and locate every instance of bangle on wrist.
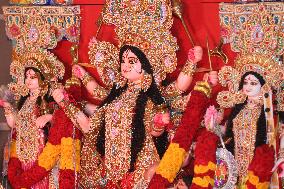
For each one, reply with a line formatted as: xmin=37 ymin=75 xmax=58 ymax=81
xmin=81 ymin=73 xmax=92 ymax=86
xmin=194 ymin=81 xmax=212 ymax=98
xmin=182 ymin=60 xmax=196 ymax=76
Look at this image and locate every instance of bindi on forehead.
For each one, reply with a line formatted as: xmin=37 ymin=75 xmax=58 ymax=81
xmin=245 ymin=75 xmax=259 ymax=82
xmin=122 ymin=49 xmax=131 ymax=59
xmin=26 ymin=69 xmax=36 ymax=77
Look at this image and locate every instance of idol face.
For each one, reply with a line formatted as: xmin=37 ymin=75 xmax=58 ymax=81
xmin=25 ymin=69 xmax=40 ymax=92
xmin=242 ymin=74 xmax=262 ymax=97
xmin=121 ymin=49 xmax=144 ymax=82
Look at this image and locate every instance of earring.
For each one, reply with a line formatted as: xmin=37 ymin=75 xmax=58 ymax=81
xmin=115 ymin=73 xmax=127 ymax=89
xmin=20 ymin=85 xmax=29 ymax=97
xmin=141 ymin=73 xmax=152 ymax=92
xmin=40 ymin=83 xmax=49 ymax=97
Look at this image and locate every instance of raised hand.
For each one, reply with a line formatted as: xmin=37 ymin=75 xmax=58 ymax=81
xmin=188 ymin=46 xmax=203 ymax=64
xmin=36 ymin=114 xmax=53 ymax=128
xmin=52 ymin=88 xmax=65 ymax=104
xmin=203 ymin=71 xmax=218 ymax=87
xmin=72 ymin=64 xmax=87 ymax=79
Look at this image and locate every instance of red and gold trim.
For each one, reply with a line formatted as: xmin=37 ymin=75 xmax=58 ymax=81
xmin=149 ymin=83 xmax=211 ymax=189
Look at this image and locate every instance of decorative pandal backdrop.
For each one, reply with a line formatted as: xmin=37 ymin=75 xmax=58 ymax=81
xmin=219 ymin=2 xmax=284 ymax=56
xmin=2 ymin=5 xmax=80 ymax=52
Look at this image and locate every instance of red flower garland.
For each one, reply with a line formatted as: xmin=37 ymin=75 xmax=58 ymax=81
xmin=149 ymin=90 xmax=210 ymax=189
xmin=190 ymin=130 xmax=218 ymax=189
xmin=172 ymin=91 xmax=210 ymax=151
xmin=7 ymin=86 xmax=83 ymax=188
xmin=246 ymin=144 xmax=275 ymax=186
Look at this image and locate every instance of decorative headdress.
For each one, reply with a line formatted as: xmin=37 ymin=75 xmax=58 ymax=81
xmin=9 ymin=49 xmax=65 ymax=99
xmin=3 ymin=4 xmax=80 ymax=99
xmin=9 ymin=0 xmax=72 ymax=5
xmin=217 ymin=3 xmax=284 ymax=109
xmin=88 ymin=0 xmax=178 ymax=87
xmin=3 ymin=5 xmax=80 ymax=53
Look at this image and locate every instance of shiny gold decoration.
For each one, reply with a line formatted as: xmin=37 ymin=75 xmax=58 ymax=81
xmin=171 ymin=0 xmax=195 ymax=46
xmin=114 ymin=73 xmax=127 ymax=89
xmin=9 ymin=49 xmax=65 ymax=100
xmin=80 ymin=89 xmax=160 ymax=187
xmin=194 ymin=81 xmax=212 ymax=98
xmin=88 ymin=0 xmax=178 ymax=86
xmin=66 ymin=44 xmax=81 ymax=88
xmin=182 ymin=60 xmax=197 ymax=76
xmin=16 ymin=97 xmax=42 ymax=164
xmin=161 ymin=81 xmax=183 ymax=97
xmin=206 ymin=37 xmax=213 ymax=71
xmin=235 ymin=54 xmax=284 ymax=89
xmin=92 ymin=85 xmax=109 ymax=101
xmin=81 ymin=73 xmax=93 ymax=87
xmin=88 ymin=39 xmax=120 ymax=88
xmin=209 ymin=39 xmax=228 ymax=65
xmin=141 ymin=73 xmax=152 ymax=92
xmin=9 ymin=0 xmax=73 ymax=4
xmin=217 ymin=54 xmax=284 ymax=108
xmin=278 ymin=90 xmax=284 ymax=112
xmin=4 ymin=106 xmax=15 ymax=117
xmin=233 ymin=104 xmax=261 ymax=181
xmin=219 ymin=2 xmax=284 ymax=56
xmin=3 ymin=5 xmax=80 ymax=52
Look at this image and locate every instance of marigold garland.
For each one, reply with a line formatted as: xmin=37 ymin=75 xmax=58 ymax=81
xmin=156 ymin=143 xmax=186 ymax=182
xmin=10 ymin=139 xmax=17 ymax=158
xmin=194 ymin=162 xmax=215 ymax=174
xmin=60 ymin=137 xmax=81 ymax=171
xmin=38 ymin=142 xmax=61 ymax=171
xmin=246 ymin=171 xmax=269 ymax=189
xmin=7 ymin=86 xmax=83 ymax=188
xmin=149 ymin=87 xmax=211 ymax=189
xmin=192 ymin=176 xmax=214 ymax=188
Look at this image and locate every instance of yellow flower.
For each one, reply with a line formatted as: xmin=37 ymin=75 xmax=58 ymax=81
xmin=10 ymin=140 xmax=17 ymax=158
xmin=38 ymin=142 xmax=61 ymax=171
xmin=194 ymin=161 xmax=216 ymax=174
xmin=60 ymin=137 xmax=81 ymax=171
xmin=156 ymin=143 xmax=186 ymax=182
xmin=192 ymin=176 xmax=214 ymax=187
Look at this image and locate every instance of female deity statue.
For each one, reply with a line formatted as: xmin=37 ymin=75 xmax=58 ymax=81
xmin=51 ymin=0 xmax=218 ymax=188
xmin=52 ymin=41 xmax=219 ymax=189
xmin=149 ymin=53 xmax=283 ymax=189
xmin=0 ymin=49 xmax=65 ymax=188
xmin=52 ymin=41 xmax=174 ymax=188
xmin=192 ymin=54 xmax=284 ymax=189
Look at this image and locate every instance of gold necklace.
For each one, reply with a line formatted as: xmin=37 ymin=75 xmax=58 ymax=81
xmin=233 ymin=104 xmax=261 ymax=181
xmin=16 ymin=97 xmax=41 ymax=164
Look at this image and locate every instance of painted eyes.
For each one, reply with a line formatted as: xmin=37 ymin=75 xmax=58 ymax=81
xmin=25 ymin=75 xmax=37 ymax=80
xmin=121 ymin=58 xmax=138 ymax=65
xmin=244 ymin=81 xmax=259 ymax=86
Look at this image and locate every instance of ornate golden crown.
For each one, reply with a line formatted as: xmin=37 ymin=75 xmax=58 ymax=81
xmin=9 ymin=48 xmax=65 ymax=99
xmin=217 ymin=54 xmax=284 ymax=108
xmin=217 ymin=2 xmax=284 ymax=109
xmin=88 ymin=0 xmax=178 ymax=86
